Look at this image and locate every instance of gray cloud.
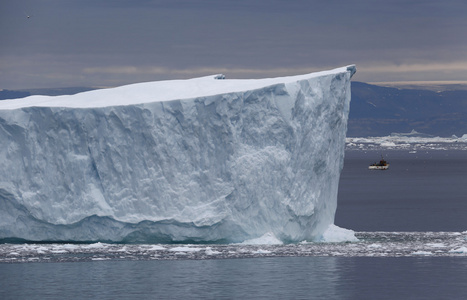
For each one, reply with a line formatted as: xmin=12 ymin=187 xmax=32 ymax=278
xmin=1 ymin=0 xmax=467 ymax=88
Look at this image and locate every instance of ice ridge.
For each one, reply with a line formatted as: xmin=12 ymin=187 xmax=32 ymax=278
xmin=0 ymin=65 xmax=355 ymax=243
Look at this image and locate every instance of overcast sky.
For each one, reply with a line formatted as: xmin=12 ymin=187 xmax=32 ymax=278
xmin=2 ymin=0 xmax=467 ymax=89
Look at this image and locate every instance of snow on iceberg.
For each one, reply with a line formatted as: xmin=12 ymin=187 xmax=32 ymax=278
xmin=0 ymin=65 xmax=356 ymax=243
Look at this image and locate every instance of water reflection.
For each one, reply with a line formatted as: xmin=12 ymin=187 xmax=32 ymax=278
xmin=3 ymin=257 xmax=467 ymax=299
xmin=0 ymin=257 xmax=343 ymax=299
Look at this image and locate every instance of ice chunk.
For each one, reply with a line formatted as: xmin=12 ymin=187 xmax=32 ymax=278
xmin=240 ymin=232 xmax=283 ymax=245
xmin=318 ymin=224 xmax=358 ymax=243
xmin=380 ymin=141 xmax=397 ymax=147
xmin=448 ymin=247 xmax=467 ymax=254
xmin=0 ymin=66 xmax=355 ymax=243
xmin=169 ymin=247 xmax=203 ymax=253
xmin=204 ymin=247 xmax=222 ymax=255
xmin=412 ymin=251 xmax=433 ymax=256
xmin=252 ymin=249 xmax=272 ymax=254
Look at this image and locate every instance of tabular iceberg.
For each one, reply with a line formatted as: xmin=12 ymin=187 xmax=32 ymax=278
xmin=0 ymin=65 xmax=356 ymax=243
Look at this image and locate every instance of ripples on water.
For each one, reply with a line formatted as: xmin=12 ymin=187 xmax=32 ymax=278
xmin=1 ymin=232 xmax=466 ymax=263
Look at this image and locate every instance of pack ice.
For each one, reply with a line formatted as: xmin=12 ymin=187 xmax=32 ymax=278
xmin=0 ymin=65 xmax=356 ymax=243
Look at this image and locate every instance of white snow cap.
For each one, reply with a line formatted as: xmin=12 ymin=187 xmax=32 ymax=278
xmin=0 ymin=65 xmax=356 ymax=110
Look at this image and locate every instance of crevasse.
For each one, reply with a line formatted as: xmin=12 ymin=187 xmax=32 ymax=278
xmin=0 ymin=65 xmax=356 ymax=243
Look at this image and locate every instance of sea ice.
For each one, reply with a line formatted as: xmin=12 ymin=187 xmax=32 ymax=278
xmin=412 ymin=251 xmax=433 ymax=256
xmin=0 ymin=66 xmax=355 ymax=243
xmin=1 ymin=231 xmax=467 ymax=263
xmin=346 ymin=132 xmax=467 ymax=151
xmin=169 ymin=247 xmax=203 ymax=253
xmin=240 ymin=232 xmax=284 ymax=245
xmin=318 ymin=224 xmax=358 ymax=242
xmin=449 ymin=247 xmax=467 ymax=254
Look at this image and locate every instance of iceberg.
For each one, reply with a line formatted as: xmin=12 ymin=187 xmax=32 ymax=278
xmin=0 ymin=65 xmax=356 ymax=243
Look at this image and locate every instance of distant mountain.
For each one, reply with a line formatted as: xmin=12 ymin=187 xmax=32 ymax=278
xmin=0 ymin=90 xmax=31 ymax=100
xmin=0 ymin=87 xmax=97 ymax=100
xmin=348 ymin=82 xmax=467 ymax=137
xmin=2 ymin=82 xmax=466 ymax=137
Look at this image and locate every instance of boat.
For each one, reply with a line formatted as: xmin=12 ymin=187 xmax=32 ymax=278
xmin=369 ymin=156 xmax=389 ymax=170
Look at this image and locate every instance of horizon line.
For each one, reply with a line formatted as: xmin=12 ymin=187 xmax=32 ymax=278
xmin=369 ymin=80 xmax=467 ymax=85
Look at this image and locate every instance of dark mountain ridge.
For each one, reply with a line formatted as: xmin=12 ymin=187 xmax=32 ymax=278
xmin=349 ymin=82 xmax=467 ymax=137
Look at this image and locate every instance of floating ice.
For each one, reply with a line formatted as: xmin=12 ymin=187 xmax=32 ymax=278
xmin=252 ymin=249 xmax=272 ymax=254
xmin=205 ymin=247 xmax=222 ymax=255
xmin=346 ymin=132 xmax=467 ymax=151
xmin=379 ymin=141 xmax=397 ymax=147
xmin=147 ymin=245 xmax=166 ymax=251
xmin=318 ymin=224 xmax=358 ymax=243
xmin=241 ymin=232 xmax=284 ymax=245
xmin=0 ymin=66 xmax=355 ymax=243
xmin=1 ymin=232 xmax=466 ymax=263
xmin=449 ymin=247 xmax=467 ymax=254
xmin=82 ymin=242 xmax=106 ymax=249
xmin=412 ymin=251 xmax=433 ymax=256
xmin=169 ymin=247 xmax=203 ymax=253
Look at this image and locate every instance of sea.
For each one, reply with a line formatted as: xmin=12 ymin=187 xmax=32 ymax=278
xmin=1 ymin=143 xmax=467 ymax=299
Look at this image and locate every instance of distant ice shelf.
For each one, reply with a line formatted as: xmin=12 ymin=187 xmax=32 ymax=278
xmin=346 ymin=131 xmax=467 ymax=151
xmin=0 ymin=65 xmax=356 ymax=243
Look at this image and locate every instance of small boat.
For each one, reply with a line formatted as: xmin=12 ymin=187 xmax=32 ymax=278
xmin=369 ymin=156 xmax=389 ymax=170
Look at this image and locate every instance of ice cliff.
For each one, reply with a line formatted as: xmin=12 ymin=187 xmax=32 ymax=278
xmin=0 ymin=65 xmax=356 ymax=243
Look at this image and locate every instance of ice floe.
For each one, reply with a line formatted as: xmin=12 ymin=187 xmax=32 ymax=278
xmin=1 ymin=231 xmax=466 ymax=263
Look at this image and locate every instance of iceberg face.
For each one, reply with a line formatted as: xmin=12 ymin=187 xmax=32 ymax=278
xmin=0 ymin=65 xmax=355 ymax=243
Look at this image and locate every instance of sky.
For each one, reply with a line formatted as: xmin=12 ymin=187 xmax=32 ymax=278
xmin=1 ymin=0 xmax=467 ymax=89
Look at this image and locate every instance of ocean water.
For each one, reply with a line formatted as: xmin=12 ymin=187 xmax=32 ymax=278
xmin=2 ymin=257 xmax=467 ymax=299
xmin=335 ymin=149 xmax=467 ymax=232
xmin=1 ymin=149 xmax=467 ymax=299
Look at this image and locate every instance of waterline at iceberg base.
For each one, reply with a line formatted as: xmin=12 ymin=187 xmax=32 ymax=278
xmin=0 ymin=65 xmax=356 ymax=244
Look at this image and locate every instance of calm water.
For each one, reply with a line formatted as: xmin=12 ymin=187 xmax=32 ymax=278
xmin=1 ymin=149 xmax=467 ymax=299
xmin=336 ymin=149 xmax=467 ymax=232
xmin=2 ymin=257 xmax=467 ymax=299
